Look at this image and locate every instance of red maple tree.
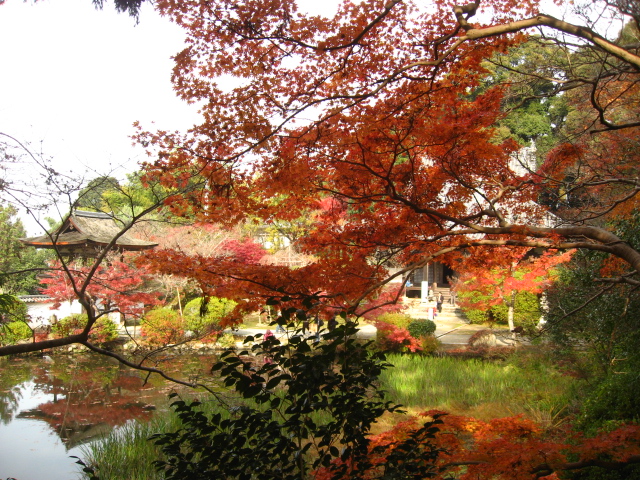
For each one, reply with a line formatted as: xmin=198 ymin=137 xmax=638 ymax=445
xmin=40 ymin=253 xmax=161 ymax=322
xmin=454 ymin=247 xmax=572 ymax=331
xmin=127 ymin=0 xmax=640 ymax=318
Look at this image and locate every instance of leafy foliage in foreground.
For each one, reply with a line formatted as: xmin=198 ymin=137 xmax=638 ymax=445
xmin=150 ymin=305 xmax=446 ymax=479
xmin=146 ymin=304 xmax=640 ymax=480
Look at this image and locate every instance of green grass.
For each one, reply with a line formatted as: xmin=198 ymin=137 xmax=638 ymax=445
xmin=82 ymin=349 xmax=583 ymax=478
xmin=79 ymin=396 xmax=228 ymax=480
xmin=379 ymin=353 xmax=581 ymax=423
xmin=80 ymin=420 xmax=168 ymax=480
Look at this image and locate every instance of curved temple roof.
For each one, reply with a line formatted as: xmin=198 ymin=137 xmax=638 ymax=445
xmin=20 ymin=210 xmax=157 ymax=256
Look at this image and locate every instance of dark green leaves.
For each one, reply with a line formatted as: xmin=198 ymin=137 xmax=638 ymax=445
xmin=151 ymin=302 xmax=444 ymax=479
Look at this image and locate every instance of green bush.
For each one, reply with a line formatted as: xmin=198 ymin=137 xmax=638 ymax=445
xmin=147 ymin=305 xmax=444 ymax=480
xmin=458 ymin=291 xmax=541 ymax=328
xmin=216 ymin=332 xmax=237 ymax=349
xmin=141 ymin=307 xmax=184 ymax=346
xmin=374 ymin=312 xmax=413 ymax=329
xmin=51 ymin=313 xmax=118 ymax=347
xmin=407 ymin=319 xmax=436 ymax=338
xmin=457 ymin=290 xmax=492 ymax=324
xmin=0 ymin=321 xmax=32 ymax=345
xmin=182 ymin=297 xmax=236 ymax=337
xmin=0 ymin=296 xmax=31 ymax=346
xmin=579 ymin=368 xmax=640 ymax=432
xmin=491 ymin=292 xmax=541 ymax=330
xmin=92 ymin=317 xmax=119 ymax=346
xmin=0 ymin=295 xmax=28 ymax=323
xmin=418 ymin=334 xmax=441 ymax=355
xmin=51 ymin=313 xmax=85 ymax=338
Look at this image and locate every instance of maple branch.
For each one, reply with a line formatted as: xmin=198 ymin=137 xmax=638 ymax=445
xmin=459 ymin=14 xmax=640 ymax=70
xmin=0 ymin=333 xmax=88 ymax=356
xmin=0 ymin=267 xmax=52 ymax=276
xmin=594 ymin=272 xmax=640 ymax=286
xmin=219 ymin=0 xmax=404 ymax=52
xmin=319 ymin=0 xmax=404 ymax=52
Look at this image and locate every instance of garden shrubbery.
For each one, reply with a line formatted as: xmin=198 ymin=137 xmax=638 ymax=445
xmin=458 ymin=290 xmax=541 ymax=328
xmin=141 ymin=307 xmax=184 ymax=346
xmin=0 ymin=296 xmax=31 ymax=345
xmin=374 ymin=315 xmax=440 ymax=354
xmin=407 ymin=318 xmax=436 ymax=338
xmin=0 ymin=320 xmax=32 ymax=345
xmin=51 ymin=313 xmax=119 ymax=347
xmin=374 ymin=312 xmax=413 ymax=329
xmin=141 ymin=297 xmax=237 ymax=346
xmin=182 ymin=297 xmax=237 ymax=340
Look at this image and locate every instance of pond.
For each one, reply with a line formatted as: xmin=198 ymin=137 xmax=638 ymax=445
xmin=0 ymin=353 xmax=218 ymax=480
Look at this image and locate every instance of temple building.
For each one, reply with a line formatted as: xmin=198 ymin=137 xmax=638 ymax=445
xmin=20 ymin=210 xmax=157 ymax=258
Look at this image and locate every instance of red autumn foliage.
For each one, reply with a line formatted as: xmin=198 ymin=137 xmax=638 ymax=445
xmin=374 ymin=321 xmax=422 ymax=353
xmin=40 ymin=254 xmax=162 ymax=321
xmin=315 ymin=411 xmax=640 ymax=479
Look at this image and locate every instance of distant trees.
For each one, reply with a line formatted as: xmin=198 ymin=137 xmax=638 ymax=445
xmin=455 ymin=248 xmax=572 ymax=332
xmin=0 ymin=202 xmax=49 ymax=295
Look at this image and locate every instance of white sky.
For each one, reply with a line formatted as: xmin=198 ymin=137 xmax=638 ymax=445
xmin=0 ymin=0 xmax=197 ymax=179
xmin=0 ymin=0 xmax=339 ymax=233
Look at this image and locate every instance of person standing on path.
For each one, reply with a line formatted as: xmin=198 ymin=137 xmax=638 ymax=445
xmin=437 ymin=292 xmax=444 ymax=313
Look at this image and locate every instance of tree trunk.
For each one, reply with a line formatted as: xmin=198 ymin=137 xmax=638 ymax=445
xmin=507 ymin=291 xmax=516 ymax=340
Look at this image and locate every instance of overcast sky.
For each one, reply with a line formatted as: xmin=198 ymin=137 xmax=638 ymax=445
xmin=0 ymin=0 xmax=199 ymax=179
xmin=0 ymin=0 xmax=341 ymax=232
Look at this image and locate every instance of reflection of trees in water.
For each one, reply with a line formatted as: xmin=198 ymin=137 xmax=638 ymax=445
xmin=1 ymin=354 xmax=213 ymax=447
xmin=5 ymin=356 xmax=160 ymax=448
xmin=0 ymin=385 xmax=23 ymax=425
xmin=0 ymin=358 xmax=34 ymax=424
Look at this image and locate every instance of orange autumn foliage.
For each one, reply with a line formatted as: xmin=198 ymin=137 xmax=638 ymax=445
xmin=315 ymin=411 xmax=640 ymax=479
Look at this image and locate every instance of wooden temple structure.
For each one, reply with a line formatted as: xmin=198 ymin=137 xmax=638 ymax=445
xmin=405 ymin=261 xmax=457 ymax=299
xmin=20 ymin=210 xmax=157 ymax=258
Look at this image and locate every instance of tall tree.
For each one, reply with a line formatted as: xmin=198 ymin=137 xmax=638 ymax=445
xmin=128 ymin=0 xmax=640 ymax=317
xmin=455 ymin=247 xmax=572 ymax=332
xmin=0 ymin=202 xmax=49 ymax=295
xmin=76 ymin=176 xmax=121 ymax=212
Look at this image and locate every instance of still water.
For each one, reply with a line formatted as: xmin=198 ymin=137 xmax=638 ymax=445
xmin=0 ymin=354 xmax=216 ymax=480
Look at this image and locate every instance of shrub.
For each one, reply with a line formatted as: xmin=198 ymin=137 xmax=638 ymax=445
xmin=375 ymin=321 xmax=421 ymax=353
xmin=182 ymin=297 xmax=236 ymax=339
xmin=51 ymin=313 xmax=86 ymax=338
xmin=216 ymin=332 xmax=237 ymax=349
xmin=51 ymin=313 xmax=118 ymax=347
xmin=141 ymin=308 xmax=184 ymax=346
xmin=148 ymin=306 xmax=444 ymax=480
xmin=418 ymin=334 xmax=441 ymax=355
xmin=0 ymin=321 xmax=32 ymax=345
xmin=491 ymin=292 xmax=542 ymax=330
xmin=407 ymin=319 xmax=436 ymax=338
xmin=0 ymin=295 xmax=28 ymax=323
xmin=374 ymin=312 xmax=413 ymax=329
xmin=458 ymin=291 xmax=541 ymax=328
xmin=580 ymin=367 xmax=640 ymax=432
xmin=91 ymin=317 xmax=119 ymax=346
xmin=0 ymin=296 xmax=31 ymax=346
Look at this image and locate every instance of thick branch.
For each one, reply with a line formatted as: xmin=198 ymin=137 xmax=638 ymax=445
xmin=462 ymin=14 xmax=640 ymax=70
xmin=0 ymin=333 xmax=87 ymax=356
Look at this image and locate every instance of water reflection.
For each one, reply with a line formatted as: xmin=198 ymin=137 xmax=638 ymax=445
xmin=0 ymin=354 xmax=216 ymax=480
